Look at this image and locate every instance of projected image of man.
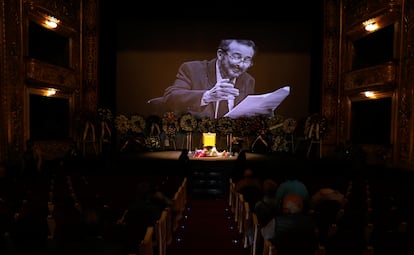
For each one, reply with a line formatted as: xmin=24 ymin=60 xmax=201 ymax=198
xmin=162 ymin=39 xmax=256 ymax=119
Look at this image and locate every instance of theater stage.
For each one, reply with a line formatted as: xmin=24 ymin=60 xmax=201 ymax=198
xmin=131 ymin=150 xmax=269 ymax=161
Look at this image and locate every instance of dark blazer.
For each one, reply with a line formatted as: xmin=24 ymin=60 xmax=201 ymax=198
xmin=162 ymin=58 xmax=255 ymax=119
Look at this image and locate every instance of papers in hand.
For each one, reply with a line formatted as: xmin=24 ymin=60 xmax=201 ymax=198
xmin=224 ymin=85 xmax=290 ymax=118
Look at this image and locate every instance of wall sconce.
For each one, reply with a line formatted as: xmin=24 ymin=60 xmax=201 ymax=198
xmin=363 ymin=19 xmax=378 ymax=32
xmin=45 ymin=88 xmax=57 ymax=96
xmin=44 ymin=16 xmax=60 ymax=29
xmin=364 ymin=91 xmax=377 ymax=99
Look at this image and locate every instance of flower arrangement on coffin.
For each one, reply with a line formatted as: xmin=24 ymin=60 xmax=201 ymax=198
xmin=304 ymin=113 xmax=328 ymax=140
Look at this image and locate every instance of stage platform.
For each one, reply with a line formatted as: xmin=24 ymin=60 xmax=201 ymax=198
xmin=131 ymin=150 xmax=269 ymax=161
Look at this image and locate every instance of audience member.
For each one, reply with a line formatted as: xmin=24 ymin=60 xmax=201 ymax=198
xmin=275 ymin=171 xmax=310 ymax=212
xmin=62 ymin=140 xmax=82 ymax=172
xmin=178 ymin=148 xmax=190 ymax=177
xmin=123 ymin=180 xmax=172 ymax=253
xmin=21 ymin=139 xmax=43 ymax=179
xmin=269 ymin=194 xmax=318 ymax=255
xmin=254 ymin=178 xmax=278 ymax=255
xmin=311 ymin=187 xmax=346 ymax=209
xmin=231 ymin=149 xmax=248 ymax=181
xmin=235 ymin=168 xmax=263 ymax=210
xmin=310 ymin=187 xmax=346 ymax=244
xmin=255 ymin=179 xmax=279 ymax=226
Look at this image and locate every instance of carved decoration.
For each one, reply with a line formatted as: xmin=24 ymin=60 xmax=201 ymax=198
xmin=0 ymin=0 xmax=89 ymax=163
xmin=34 ymin=140 xmax=73 ymax=161
xmin=2 ymin=0 xmax=26 ymax=161
xmin=321 ymin=0 xmax=341 ymax=149
xmin=399 ymin=9 xmax=414 ymax=166
xmin=24 ymin=0 xmax=77 ymax=25
xmin=82 ymin=0 xmax=98 ymax=114
xmin=343 ymin=0 xmax=402 ymax=34
xmin=343 ymin=62 xmax=397 ymax=91
xmin=25 ymin=59 xmax=78 ymax=89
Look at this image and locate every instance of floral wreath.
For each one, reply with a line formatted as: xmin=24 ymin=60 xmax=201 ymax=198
xmin=97 ymin=107 xmax=113 ymax=122
xmin=146 ymin=115 xmax=161 ymax=137
xmin=282 ymin=118 xmax=297 ymax=134
xmin=249 ymin=115 xmax=268 ymax=136
xmin=216 ymin=117 xmax=235 ymax=135
xmin=304 ymin=113 xmax=328 ymax=140
xmin=233 ymin=117 xmax=252 ymax=137
xmin=266 ymin=114 xmax=285 ymax=135
xmin=162 ymin=111 xmax=179 ymax=137
xmin=179 ymin=113 xmax=198 ymax=132
xmin=197 ymin=117 xmax=216 ymax=133
xmin=114 ymin=114 xmax=130 ymax=135
xmin=271 ymin=135 xmax=289 ymax=152
xmin=130 ymin=115 xmax=146 ymax=134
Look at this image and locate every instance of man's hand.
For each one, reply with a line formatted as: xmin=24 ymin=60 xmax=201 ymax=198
xmin=203 ymin=79 xmax=239 ymax=103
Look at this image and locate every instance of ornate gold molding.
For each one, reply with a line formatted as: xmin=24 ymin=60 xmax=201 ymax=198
xmin=25 ymin=59 xmax=78 ymax=89
xmin=343 ymin=62 xmax=397 ymax=92
xmin=343 ymin=0 xmax=402 ymax=37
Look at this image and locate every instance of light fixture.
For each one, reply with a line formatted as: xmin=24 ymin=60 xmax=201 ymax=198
xmin=364 ymin=91 xmax=376 ymax=99
xmin=44 ymin=16 xmax=60 ymax=29
xmin=363 ymin=19 xmax=378 ymax=32
xmin=46 ymin=88 xmax=57 ymax=96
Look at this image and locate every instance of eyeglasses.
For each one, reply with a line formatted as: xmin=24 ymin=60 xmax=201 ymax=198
xmin=224 ymin=52 xmax=253 ymax=65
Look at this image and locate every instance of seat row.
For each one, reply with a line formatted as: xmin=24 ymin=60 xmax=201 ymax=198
xmin=44 ymin=173 xmax=187 ymax=255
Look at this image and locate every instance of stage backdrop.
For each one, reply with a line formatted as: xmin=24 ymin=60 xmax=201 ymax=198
xmin=115 ymin=19 xmax=317 ymax=123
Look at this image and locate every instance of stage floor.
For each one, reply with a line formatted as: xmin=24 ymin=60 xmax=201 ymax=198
xmin=133 ymin=150 xmax=269 ymax=161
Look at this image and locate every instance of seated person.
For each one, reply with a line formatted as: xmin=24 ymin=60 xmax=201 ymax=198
xmin=311 ymin=187 xmax=346 ymax=209
xmin=255 ymin=179 xmax=279 ymax=226
xmin=275 ymin=172 xmax=311 ymax=213
xmin=269 ymin=194 xmax=318 ymax=255
xmin=235 ymin=168 xmax=263 ymax=210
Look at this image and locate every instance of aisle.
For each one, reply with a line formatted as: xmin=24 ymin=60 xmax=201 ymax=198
xmin=167 ymin=198 xmax=250 ymax=255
